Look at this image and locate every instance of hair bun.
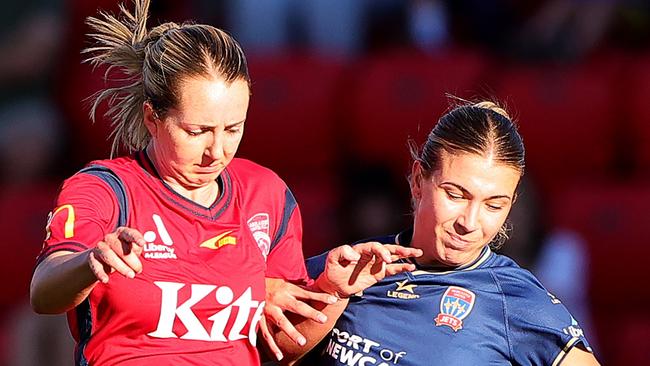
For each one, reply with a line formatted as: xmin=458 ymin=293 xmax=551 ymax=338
xmin=473 ymin=101 xmax=510 ymax=120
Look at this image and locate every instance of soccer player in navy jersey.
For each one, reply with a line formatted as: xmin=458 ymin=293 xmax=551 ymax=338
xmin=28 ymin=1 xmax=421 ymax=365
xmin=275 ymin=101 xmax=601 ymax=365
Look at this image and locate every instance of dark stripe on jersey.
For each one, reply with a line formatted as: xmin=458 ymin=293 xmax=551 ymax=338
xmin=75 ymin=299 xmax=92 ymax=366
xmin=35 ymin=242 xmax=88 ymax=266
xmin=270 ymin=188 xmax=297 ymax=252
xmin=79 ymin=166 xmax=129 ymax=228
xmin=137 ymin=151 xmax=233 ymax=220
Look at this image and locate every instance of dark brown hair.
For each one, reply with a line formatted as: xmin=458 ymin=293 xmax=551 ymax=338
xmin=411 ymin=100 xmax=525 ymax=248
xmin=84 ymin=0 xmax=250 ymax=156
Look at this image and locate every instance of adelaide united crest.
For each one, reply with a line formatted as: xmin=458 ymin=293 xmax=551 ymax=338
xmin=434 ymin=286 xmax=476 ymax=332
xmin=247 ymin=213 xmax=271 ymax=260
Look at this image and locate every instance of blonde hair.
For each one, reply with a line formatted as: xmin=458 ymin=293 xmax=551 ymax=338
xmin=410 ymin=97 xmax=525 ymax=250
xmin=84 ymin=0 xmax=250 ymax=156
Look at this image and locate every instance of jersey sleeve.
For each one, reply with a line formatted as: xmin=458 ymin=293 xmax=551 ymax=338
xmin=36 ymin=173 xmax=119 ymax=265
xmin=497 ymin=270 xmax=593 ymax=365
xmin=265 ymin=187 xmax=310 ymax=284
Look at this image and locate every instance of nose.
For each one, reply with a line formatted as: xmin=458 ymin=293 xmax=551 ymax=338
xmin=205 ymin=132 xmax=224 ymax=160
xmin=455 ymin=203 xmax=480 ymax=234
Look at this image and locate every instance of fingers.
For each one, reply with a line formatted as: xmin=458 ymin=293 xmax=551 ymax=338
xmin=265 ymin=304 xmax=307 ymax=347
xmin=385 ymin=262 xmax=417 ymax=276
xmin=88 ymin=250 xmax=111 ymax=284
xmin=355 ymin=242 xmax=393 ymax=263
xmin=104 ymin=232 xmax=143 ymax=275
xmin=93 ymin=241 xmax=138 ymax=279
xmin=294 ymin=287 xmax=338 ymax=306
xmin=383 ymin=244 xmax=423 ymax=259
xmin=259 ymin=317 xmax=283 ymax=361
xmin=116 ymin=227 xmax=147 ymax=247
xmin=286 ymin=298 xmax=329 ymax=324
xmin=331 ymin=245 xmax=361 ymax=264
xmin=89 ymin=227 xmax=146 ymax=283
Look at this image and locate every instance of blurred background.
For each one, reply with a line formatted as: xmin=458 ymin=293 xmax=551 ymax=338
xmin=1 ymin=0 xmax=650 ymax=364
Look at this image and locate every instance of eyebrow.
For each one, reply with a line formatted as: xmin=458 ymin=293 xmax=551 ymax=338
xmin=182 ymin=119 xmax=246 ymax=129
xmin=441 ymin=182 xmax=512 ymax=201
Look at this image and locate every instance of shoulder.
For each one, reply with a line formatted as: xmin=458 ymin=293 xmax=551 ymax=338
xmin=489 ymin=254 xmax=577 ymax=324
xmin=227 ymin=158 xmax=290 ymax=195
xmin=227 ymin=158 xmax=282 ymax=181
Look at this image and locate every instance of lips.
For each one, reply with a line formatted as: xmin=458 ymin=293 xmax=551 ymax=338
xmin=195 ymin=165 xmax=222 ymax=174
xmin=445 ymin=231 xmax=476 ymax=248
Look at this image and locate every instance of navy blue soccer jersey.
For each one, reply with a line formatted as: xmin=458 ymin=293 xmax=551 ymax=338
xmin=305 ymin=230 xmax=593 ymax=366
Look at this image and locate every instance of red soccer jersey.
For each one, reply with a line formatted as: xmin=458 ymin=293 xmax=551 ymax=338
xmin=37 ymin=152 xmax=309 ymax=365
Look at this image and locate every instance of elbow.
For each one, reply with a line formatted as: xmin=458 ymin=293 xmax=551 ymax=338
xmin=29 ymin=278 xmax=57 ymax=314
xmin=29 ymin=282 xmax=47 ymax=314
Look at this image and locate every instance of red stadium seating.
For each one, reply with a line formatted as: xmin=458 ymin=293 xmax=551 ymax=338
xmin=238 ymin=54 xmax=345 ymax=175
xmin=551 ymin=182 xmax=650 ymax=364
xmin=346 ymin=47 xmax=488 ymax=176
xmin=494 ymin=60 xmax=623 ymax=196
xmin=238 ymin=54 xmax=347 ymax=252
xmin=626 ymin=53 xmax=650 ymax=175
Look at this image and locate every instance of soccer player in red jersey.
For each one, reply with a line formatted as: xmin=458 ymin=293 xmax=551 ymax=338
xmin=28 ymin=1 xmax=421 ymax=365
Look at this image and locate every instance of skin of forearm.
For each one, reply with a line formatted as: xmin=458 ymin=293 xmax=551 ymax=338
xmin=30 ymin=251 xmax=99 ymax=314
xmin=277 ymin=296 xmax=349 ymax=365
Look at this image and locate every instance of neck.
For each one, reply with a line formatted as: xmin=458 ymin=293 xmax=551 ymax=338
xmin=145 ymin=145 xmax=220 ymax=207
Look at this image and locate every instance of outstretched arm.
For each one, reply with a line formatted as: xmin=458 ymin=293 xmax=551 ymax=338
xmin=30 ymin=227 xmax=146 ymax=314
xmin=561 ymin=347 xmax=600 ymax=366
xmin=263 ymin=242 xmax=422 ymax=364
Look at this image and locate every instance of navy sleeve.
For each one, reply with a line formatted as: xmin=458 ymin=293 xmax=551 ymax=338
xmin=306 ymin=251 xmax=330 ymax=279
xmin=496 ymin=269 xmax=593 ymax=365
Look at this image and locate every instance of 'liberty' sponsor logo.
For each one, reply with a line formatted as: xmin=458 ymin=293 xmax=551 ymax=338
xmin=434 ymin=286 xmax=476 ymax=332
xmin=148 ymin=282 xmax=265 ymax=346
xmin=143 ymin=214 xmax=177 ymax=259
xmin=387 ymin=280 xmax=420 ymax=300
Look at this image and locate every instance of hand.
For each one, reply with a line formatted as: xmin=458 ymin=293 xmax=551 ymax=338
xmin=88 ymin=227 xmax=147 ymax=283
xmin=315 ymin=242 xmax=422 ymax=298
xmin=262 ymin=278 xmax=338 ymax=360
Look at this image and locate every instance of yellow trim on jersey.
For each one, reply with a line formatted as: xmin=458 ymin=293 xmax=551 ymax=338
xmin=551 ymin=337 xmax=580 ymax=366
xmin=53 ymin=204 xmax=75 ymax=239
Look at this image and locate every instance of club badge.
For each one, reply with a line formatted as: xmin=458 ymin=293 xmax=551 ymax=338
xmin=435 ymin=286 xmax=476 ymax=332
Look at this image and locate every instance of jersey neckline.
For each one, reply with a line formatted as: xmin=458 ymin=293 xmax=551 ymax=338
xmin=134 ymin=150 xmax=233 ymax=220
xmin=395 ymin=228 xmax=494 ymax=274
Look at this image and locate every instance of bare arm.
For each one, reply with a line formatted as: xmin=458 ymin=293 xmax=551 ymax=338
xmin=264 ymin=243 xmax=422 ymax=365
xmin=30 ymin=227 xmax=146 ymax=314
xmin=561 ymin=346 xmax=600 ymax=366
xmin=30 ymin=250 xmax=98 ymax=314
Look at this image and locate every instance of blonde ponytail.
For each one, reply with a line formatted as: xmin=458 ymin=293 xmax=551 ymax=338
xmin=82 ymin=0 xmax=250 ymax=157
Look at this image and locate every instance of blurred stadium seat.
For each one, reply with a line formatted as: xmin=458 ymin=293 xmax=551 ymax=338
xmin=626 ymin=53 xmax=650 ymax=176
xmin=345 ymin=47 xmax=488 ymax=176
xmin=494 ymin=59 xmax=623 ymax=196
xmin=238 ymin=54 xmax=346 ymax=253
xmin=551 ymin=181 xmax=650 ymax=364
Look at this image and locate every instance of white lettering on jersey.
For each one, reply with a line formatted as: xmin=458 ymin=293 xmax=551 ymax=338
xmin=143 ymin=214 xmax=177 ymax=259
xmin=148 ymin=281 xmax=264 ymax=345
xmin=324 ymin=328 xmax=407 ymax=365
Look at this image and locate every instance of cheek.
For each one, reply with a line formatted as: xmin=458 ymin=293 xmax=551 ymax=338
xmin=224 ymin=135 xmax=243 ymax=155
xmin=482 ymin=213 xmax=508 ymax=238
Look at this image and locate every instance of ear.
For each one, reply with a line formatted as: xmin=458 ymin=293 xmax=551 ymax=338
xmin=143 ymin=102 xmax=158 ymax=136
xmin=410 ymin=161 xmax=424 ymax=201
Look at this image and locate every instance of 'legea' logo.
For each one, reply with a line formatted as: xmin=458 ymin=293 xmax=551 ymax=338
xmin=148 ymin=282 xmax=265 ymax=346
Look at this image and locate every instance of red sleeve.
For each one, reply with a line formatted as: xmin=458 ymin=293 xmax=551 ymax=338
xmin=36 ymin=173 xmax=119 ymax=265
xmin=265 ymin=188 xmax=311 ymax=284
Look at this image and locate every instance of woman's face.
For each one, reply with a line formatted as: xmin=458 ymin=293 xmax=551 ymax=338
xmin=410 ymin=151 xmax=520 ymax=267
xmin=145 ymin=75 xmax=250 ymax=189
